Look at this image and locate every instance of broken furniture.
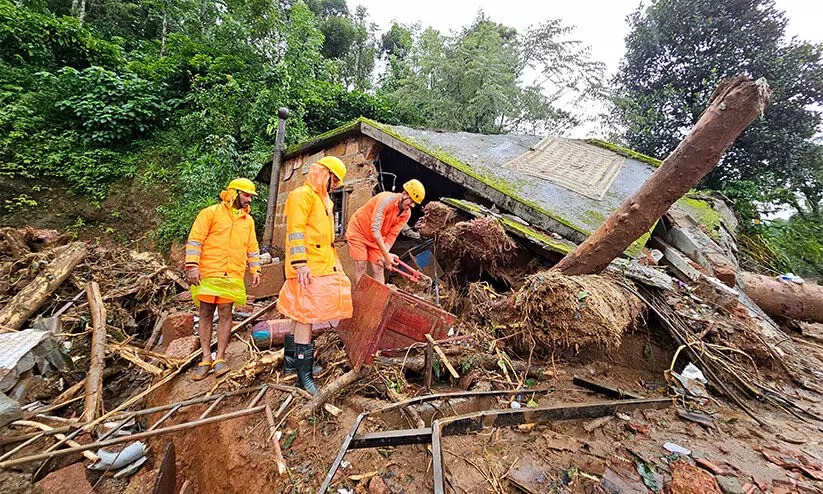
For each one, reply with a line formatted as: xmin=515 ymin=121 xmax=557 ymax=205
xmin=317 ymin=379 xmax=671 ymax=494
xmin=338 ymin=275 xmax=455 ymax=368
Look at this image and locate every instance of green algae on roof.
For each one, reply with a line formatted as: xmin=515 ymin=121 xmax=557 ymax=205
xmin=283 ymin=118 xmax=363 ymax=157
xmin=586 ymin=139 xmax=662 ymax=168
xmin=675 ymin=194 xmax=723 ymax=233
xmin=442 ymin=198 xmax=575 ymax=255
xmin=363 ymin=118 xmax=587 ymax=236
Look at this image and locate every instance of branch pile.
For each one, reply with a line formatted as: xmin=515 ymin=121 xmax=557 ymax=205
xmin=438 ymin=216 xmax=521 ymax=281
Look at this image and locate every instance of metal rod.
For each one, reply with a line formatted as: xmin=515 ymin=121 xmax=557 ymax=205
xmin=0 ymin=426 xmax=74 ymax=446
xmin=432 ymin=420 xmax=444 ymax=494
xmin=0 ymin=405 xmax=267 ymax=468
xmin=0 ymin=431 xmax=47 ymax=462
xmin=247 ymin=385 xmax=269 ymax=408
xmin=572 ymin=375 xmax=644 ymax=400
xmin=199 ymin=395 xmax=224 ymax=420
xmin=148 ymin=404 xmax=182 ymax=432
xmin=317 ymin=413 xmax=367 ymax=494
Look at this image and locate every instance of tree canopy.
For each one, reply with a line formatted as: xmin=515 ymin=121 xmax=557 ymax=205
xmin=611 ymin=0 xmax=823 ymax=218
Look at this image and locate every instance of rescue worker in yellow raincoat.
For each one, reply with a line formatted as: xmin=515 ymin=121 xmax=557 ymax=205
xmin=278 ymin=156 xmax=353 ymax=394
xmin=346 ymin=179 xmax=425 ymax=285
xmin=185 ymin=178 xmax=262 ymax=381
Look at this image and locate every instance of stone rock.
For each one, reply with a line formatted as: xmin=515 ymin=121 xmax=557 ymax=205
xmin=36 ymin=462 xmax=92 ymax=493
xmin=168 ymin=241 xmax=186 ymax=272
xmin=671 ymin=460 xmax=722 ymax=494
xmin=715 ymin=476 xmax=745 ymax=494
xmin=161 ymin=311 xmax=194 ymax=348
xmin=368 ymin=475 xmax=390 ymax=494
xmin=0 ymin=392 xmax=22 ymax=428
xmin=165 ymin=335 xmax=200 ymax=359
xmin=712 ymin=264 xmax=737 ymax=288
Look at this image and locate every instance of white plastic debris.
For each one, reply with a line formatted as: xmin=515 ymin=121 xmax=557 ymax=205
xmin=778 ymin=273 xmax=804 ymax=284
xmin=510 ymin=401 xmax=522 ymax=409
xmin=663 ymin=442 xmax=692 ymax=456
xmin=681 ymin=363 xmax=707 ymax=384
xmin=89 ymin=441 xmax=147 ymax=470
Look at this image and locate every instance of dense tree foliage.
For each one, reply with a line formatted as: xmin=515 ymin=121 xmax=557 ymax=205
xmin=1 ymin=0 xmax=604 ymax=244
xmin=611 ymin=0 xmax=823 ymax=219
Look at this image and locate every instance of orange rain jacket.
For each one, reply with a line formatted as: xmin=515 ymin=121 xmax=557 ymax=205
xmin=345 ymin=192 xmax=410 ymax=249
xmin=185 ymin=191 xmax=262 ymax=279
xmin=282 ymin=165 xmax=340 ymax=279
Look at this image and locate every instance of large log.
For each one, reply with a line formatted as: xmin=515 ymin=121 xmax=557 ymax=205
xmin=0 ymin=242 xmax=88 ymax=332
xmin=81 ymin=281 xmax=107 ymax=423
xmin=554 ymin=76 xmax=770 ymax=275
xmin=738 ymin=272 xmax=823 ymax=324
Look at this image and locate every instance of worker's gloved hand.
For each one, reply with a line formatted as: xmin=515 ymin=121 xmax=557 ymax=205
xmin=296 ymin=264 xmax=312 ymax=287
xmin=186 ymin=267 xmax=201 ymax=286
xmin=404 ymin=228 xmax=421 ymax=240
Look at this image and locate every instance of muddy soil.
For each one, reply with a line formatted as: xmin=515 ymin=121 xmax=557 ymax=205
xmin=128 ymin=332 xmax=822 ymax=494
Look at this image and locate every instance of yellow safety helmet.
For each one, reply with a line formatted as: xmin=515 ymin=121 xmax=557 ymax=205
xmin=403 ymin=179 xmax=425 ymax=204
xmin=317 ymin=156 xmax=347 ymax=184
xmin=227 ymin=177 xmax=258 ymax=196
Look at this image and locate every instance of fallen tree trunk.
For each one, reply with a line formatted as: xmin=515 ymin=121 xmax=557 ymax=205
xmin=296 ymin=368 xmax=369 ymax=421
xmin=0 ymin=242 xmax=88 ymax=332
xmin=738 ymin=272 xmax=823 ymax=324
xmin=81 ymin=281 xmax=107 ymax=423
xmin=554 ymin=76 xmax=770 ymax=275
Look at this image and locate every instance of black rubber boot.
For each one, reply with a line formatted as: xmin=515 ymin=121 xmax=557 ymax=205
xmin=295 ymin=342 xmax=318 ymax=395
xmin=283 ymin=334 xmax=296 ymax=375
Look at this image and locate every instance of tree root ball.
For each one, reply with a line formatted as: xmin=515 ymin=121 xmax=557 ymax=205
xmin=415 ymin=201 xmax=459 ymax=238
xmin=506 ymin=271 xmax=644 ymax=355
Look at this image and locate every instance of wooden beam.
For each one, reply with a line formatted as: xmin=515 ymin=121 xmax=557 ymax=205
xmin=81 ymin=281 xmax=106 ymax=423
xmin=425 ymin=334 xmax=459 ymax=379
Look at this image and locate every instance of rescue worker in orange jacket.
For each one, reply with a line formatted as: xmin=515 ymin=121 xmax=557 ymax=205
xmin=346 ymin=179 xmax=425 ymax=285
xmin=185 ymin=178 xmax=262 ymax=381
xmin=277 ymin=156 xmax=353 ymax=394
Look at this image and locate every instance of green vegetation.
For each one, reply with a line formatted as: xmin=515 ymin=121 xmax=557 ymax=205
xmin=586 ymin=139 xmax=662 ymax=168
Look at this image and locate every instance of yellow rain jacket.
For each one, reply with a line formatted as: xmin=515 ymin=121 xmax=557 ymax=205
xmin=277 ymin=164 xmax=352 ymax=323
xmin=283 ymin=165 xmax=338 ymax=279
xmin=185 ymin=190 xmax=261 ymax=305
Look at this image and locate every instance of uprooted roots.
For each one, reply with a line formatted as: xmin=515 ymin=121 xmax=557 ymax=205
xmin=506 ymin=270 xmax=644 ymax=355
xmin=437 ymin=217 xmax=520 ymax=280
xmin=415 ymin=201 xmax=459 ymax=238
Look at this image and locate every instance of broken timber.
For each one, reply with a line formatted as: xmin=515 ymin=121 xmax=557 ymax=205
xmin=738 ymin=271 xmax=823 ymax=324
xmin=0 ymin=242 xmax=88 ymax=332
xmin=554 ymin=76 xmax=771 ymax=275
xmin=81 ymin=281 xmax=106 ymax=423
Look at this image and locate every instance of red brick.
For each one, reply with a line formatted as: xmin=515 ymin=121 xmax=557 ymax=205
xmin=161 ymin=311 xmax=194 ymax=348
xmin=165 ymin=335 xmax=200 ymax=359
xmin=712 ymin=264 xmax=737 ymax=287
xmin=37 ymin=462 xmax=92 ymax=493
xmin=368 ymin=476 xmax=389 ymax=494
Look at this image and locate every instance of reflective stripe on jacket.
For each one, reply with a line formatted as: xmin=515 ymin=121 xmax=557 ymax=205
xmin=185 ymin=194 xmax=261 ymax=279
xmin=346 ymin=191 xmax=410 ymax=248
xmin=283 ymin=164 xmax=339 ymax=279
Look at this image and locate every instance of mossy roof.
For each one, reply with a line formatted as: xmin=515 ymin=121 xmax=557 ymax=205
xmin=269 ymin=117 xmax=662 ymax=257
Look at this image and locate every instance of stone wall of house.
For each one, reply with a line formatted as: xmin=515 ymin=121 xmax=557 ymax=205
xmin=271 ymin=135 xmax=382 ymax=279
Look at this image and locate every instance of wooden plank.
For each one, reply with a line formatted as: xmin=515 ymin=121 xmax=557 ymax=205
xmin=426 ymin=334 xmax=459 ymax=379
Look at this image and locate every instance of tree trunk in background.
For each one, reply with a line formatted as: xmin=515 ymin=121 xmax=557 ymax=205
xmin=554 ymin=76 xmax=771 ymax=275
xmin=739 ymin=271 xmax=823 ymax=324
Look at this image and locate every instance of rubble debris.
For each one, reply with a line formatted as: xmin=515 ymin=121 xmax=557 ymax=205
xmin=414 ymin=201 xmax=459 ymax=238
xmin=0 ymin=242 xmax=88 ymax=332
xmin=738 ymin=271 xmax=823 ymax=324
xmin=0 ymin=392 xmax=22 ymax=428
xmin=554 ymin=76 xmax=771 ymax=275
xmin=507 ymin=271 xmax=643 ymax=354
xmin=164 ymin=336 xmax=200 ymax=359
xmin=670 ymin=460 xmax=722 ymax=494
xmin=160 ymin=310 xmax=195 ymax=349
xmin=715 ymin=476 xmax=746 ymax=494
xmin=425 ymin=334 xmax=459 ymax=379
xmin=677 ymin=410 xmax=716 ymax=429
xmin=265 ymin=404 xmax=288 ymax=476
xmin=81 ymin=280 xmax=106 ymax=423
xmin=663 ymin=442 xmax=692 ymax=456
xmin=297 ymin=368 xmax=370 ymax=421
xmin=0 ymin=328 xmax=62 ymax=392
xmin=7 ymin=419 xmax=100 ymax=463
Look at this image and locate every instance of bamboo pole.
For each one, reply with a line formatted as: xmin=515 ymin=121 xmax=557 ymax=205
xmin=554 ymin=76 xmax=771 ymax=275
